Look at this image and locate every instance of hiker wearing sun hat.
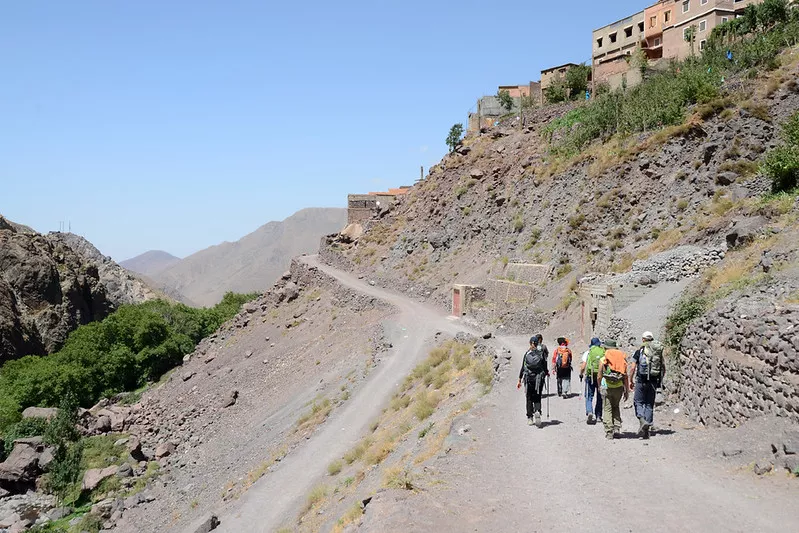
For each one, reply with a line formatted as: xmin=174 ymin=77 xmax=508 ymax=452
xmin=596 ymin=339 xmax=629 ymax=439
xmin=630 ymin=331 xmax=665 ymax=439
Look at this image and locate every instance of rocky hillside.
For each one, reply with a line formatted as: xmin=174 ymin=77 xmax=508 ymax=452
xmin=323 ymin=58 xmax=799 ymax=328
xmin=120 ymin=250 xmax=181 ymax=277
xmin=0 ymin=216 xmax=160 ymax=362
xmin=150 ymin=207 xmax=347 ymax=307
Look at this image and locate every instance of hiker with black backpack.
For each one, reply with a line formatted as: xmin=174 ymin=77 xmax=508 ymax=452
xmin=551 ymin=337 xmax=573 ymax=397
xmin=517 ymin=335 xmax=548 ymax=428
xmin=579 ymin=337 xmax=604 ymax=425
xmin=629 ymin=331 xmax=665 ymax=439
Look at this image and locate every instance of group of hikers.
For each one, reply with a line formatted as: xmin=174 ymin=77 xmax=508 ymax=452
xmin=517 ymin=331 xmax=665 ymax=439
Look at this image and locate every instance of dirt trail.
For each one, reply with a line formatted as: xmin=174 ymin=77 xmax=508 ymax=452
xmin=210 ymin=256 xmax=470 ymax=532
xmin=390 ymin=334 xmax=799 ymax=532
xmin=213 ymin=259 xmax=799 ymax=533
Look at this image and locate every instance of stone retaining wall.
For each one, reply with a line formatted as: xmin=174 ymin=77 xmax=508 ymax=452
xmin=680 ymin=295 xmax=799 ymax=427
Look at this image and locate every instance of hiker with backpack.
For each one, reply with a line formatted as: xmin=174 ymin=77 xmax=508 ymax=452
xmin=517 ymin=334 xmax=548 ymax=428
xmin=579 ymin=337 xmax=604 ymax=425
xmin=551 ymin=337 xmax=573 ymax=397
xmin=629 ymin=331 xmax=665 ymax=439
xmin=596 ymin=339 xmax=629 ymax=440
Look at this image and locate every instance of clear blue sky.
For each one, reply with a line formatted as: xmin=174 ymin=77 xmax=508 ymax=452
xmin=0 ymin=0 xmax=644 ymax=261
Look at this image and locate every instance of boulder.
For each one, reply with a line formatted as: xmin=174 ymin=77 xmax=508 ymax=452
xmin=81 ymin=465 xmax=117 ymax=492
xmin=0 ymin=437 xmax=45 ymax=493
xmin=189 ymin=514 xmax=220 ymax=533
xmin=339 ymin=223 xmax=364 ymax=243
xmin=782 ymin=430 xmax=799 ymax=455
xmin=155 ymin=442 xmax=175 ymax=459
xmin=127 ymin=437 xmax=147 ymax=462
xmin=21 ymin=407 xmax=59 ymax=420
xmin=47 ymin=507 xmax=73 ymax=521
xmin=95 ymin=415 xmax=112 ymax=433
xmin=715 ymin=171 xmax=737 ymax=186
xmin=469 ymin=168 xmax=485 ymax=180
xmin=116 ymin=463 xmax=133 ymax=478
xmin=725 ymin=216 xmax=766 ymax=248
xmin=222 ymin=390 xmax=239 ymax=408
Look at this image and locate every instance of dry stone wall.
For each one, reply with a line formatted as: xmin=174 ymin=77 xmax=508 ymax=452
xmin=680 ymin=290 xmax=799 ymax=427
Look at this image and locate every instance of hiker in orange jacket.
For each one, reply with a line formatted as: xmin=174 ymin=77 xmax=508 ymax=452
xmin=551 ymin=337 xmax=573 ymax=397
xmin=596 ymin=339 xmax=630 ymax=440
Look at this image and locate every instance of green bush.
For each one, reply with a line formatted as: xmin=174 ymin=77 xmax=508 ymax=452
xmin=0 ymin=294 xmax=257 ymax=430
xmin=1 ymin=417 xmax=49 ymax=460
xmin=664 ymin=293 xmax=710 ymax=358
xmin=547 ymin=10 xmax=799 ymax=155
xmin=762 ymin=146 xmax=799 ymax=192
xmin=762 ymin=111 xmax=799 ymax=192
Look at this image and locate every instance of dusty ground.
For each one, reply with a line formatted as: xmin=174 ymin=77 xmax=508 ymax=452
xmin=356 ymin=331 xmax=799 ymax=533
xmin=171 ymin=260 xmax=799 ymax=533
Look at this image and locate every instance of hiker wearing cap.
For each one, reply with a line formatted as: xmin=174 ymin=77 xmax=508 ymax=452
xmin=579 ymin=337 xmax=604 ymax=425
xmin=596 ymin=339 xmax=629 ymax=439
xmin=517 ymin=335 xmax=548 ymax=428
xmin=551 ymin=337 xmax=573 ymax=397
xmin=630 ymin=331 xmax=666 ymax=439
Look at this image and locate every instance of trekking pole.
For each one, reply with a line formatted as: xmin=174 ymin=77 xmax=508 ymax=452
xmin=546 ymin=376 xmax=550 ymax=419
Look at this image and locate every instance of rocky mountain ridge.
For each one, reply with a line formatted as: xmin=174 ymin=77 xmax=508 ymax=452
xmin=0 ymin=216 xmax=160 ymax=362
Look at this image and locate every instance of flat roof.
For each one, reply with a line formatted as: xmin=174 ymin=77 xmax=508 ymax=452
xmin=592 ymin=10 xmax=645 ymax=33
xmin=541 ymin=62 xmax=579 ymax=73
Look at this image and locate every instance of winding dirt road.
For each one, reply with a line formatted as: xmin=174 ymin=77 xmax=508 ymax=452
xmin=211 ymin=256 xmax=471 ymax=532
xmin=212 ymin=257 xmax=799 ymax=533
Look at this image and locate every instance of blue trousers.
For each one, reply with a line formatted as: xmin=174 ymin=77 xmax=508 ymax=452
xmin=634 ymin=380 xmax=657 ymax=425
xmin=584 ymin=374 xmax=602 ymax=418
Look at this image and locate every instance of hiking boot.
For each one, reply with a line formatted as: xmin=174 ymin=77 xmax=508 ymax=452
xmin=587 ymin=413 xmax=596 ymax=425
xmin=534 ymin=413 xmax=542 ymax=428
xmin=605 ymin=432 xmax=614 ymax=440
xmin=637 ymin=417 xmax=646 ymax=438
xmin=527 ymin=417 xmax=534 ymax=426
xmin=641 ymin=422 xmax=651 ymax=440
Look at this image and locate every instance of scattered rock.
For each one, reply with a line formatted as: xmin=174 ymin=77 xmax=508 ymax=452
xmin=181 ymin=371 xmax=196 ymax=382
xmin=754 ymin=462 xmax=773 ymax=476
xmin=721 ymin=448 xmax=742 ymax=458
xmin=127 ymin=437 xmax=147 ymax=462
xmin=190 ymin=513 xmax=220 ymax=533
xmin=457 ymin=425 xmax=472 ymax=436
xmin=154 ymin=442 xmax=176 ymax=460
xmin=21 ymin=407 xmax=59 ymax=420
xmin=47 ymin=507 xmax=73 ymax=521
xmin=81 ymin=465 xmax=117 ymax=491
xmin=222 ymin=390 xmax=239 ymax=408
xmin=117 ymin=463 xmax=133 ymax=478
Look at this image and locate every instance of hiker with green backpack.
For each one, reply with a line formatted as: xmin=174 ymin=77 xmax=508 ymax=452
xmin=630 ymin=331 xmax=665 ymax=439
xmin=579 ymin=337 xmax=604 ymax=425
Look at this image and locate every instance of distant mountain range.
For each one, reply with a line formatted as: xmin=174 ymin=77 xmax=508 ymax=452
xmin=123 ymin=207 xmax=347 ymax=307
xmin=120 ymin=250 xmax=181 ymax=277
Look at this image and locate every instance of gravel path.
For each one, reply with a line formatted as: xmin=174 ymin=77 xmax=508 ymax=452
xmin=208 ymin=256 xmax=471 ymax=532
xmin=211 ymin=259 xmax=799 ymax=533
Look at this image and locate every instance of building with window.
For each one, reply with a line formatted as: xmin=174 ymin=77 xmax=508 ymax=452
xmin=664 ymin=0 xmax=760 ymax=60
xmin=591 ymin=11 xmax=646 ymax=91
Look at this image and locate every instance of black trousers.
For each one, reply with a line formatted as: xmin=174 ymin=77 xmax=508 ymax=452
xmin=525 ymin=373 xmax=544 ymax=417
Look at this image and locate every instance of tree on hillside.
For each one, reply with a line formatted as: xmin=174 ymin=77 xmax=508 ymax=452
xmin=684 ymin=25 xmax=697 ymax=56
xmin=446 ymin=123 xmax=464 ymax=152
xmin=544 ymin=75 xmax=568 ymax=104
xmin=565 ymin=63 xmax=592 ymax=99
xmin=496 ymin=89 xmax=514 ymax=112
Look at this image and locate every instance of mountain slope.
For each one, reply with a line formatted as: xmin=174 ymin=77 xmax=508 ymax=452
xmin=0 ymin=216 xmax=160 ymax=362
xmin=151 ymin=207 xmax=346 ymax=306
xmin=121 ymin=250 xmax=181 ymax=277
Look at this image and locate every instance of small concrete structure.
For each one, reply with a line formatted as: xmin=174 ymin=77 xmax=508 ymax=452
xmin=347 ymin=187 xmax=411 ymax=224
xmin=451 ymin=284 xmax=484 ymax=317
